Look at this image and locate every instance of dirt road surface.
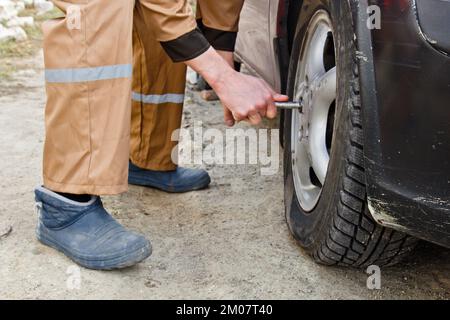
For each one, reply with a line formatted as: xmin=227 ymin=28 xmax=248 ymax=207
xmin=0 ymin=53 xmax=449 ymax=299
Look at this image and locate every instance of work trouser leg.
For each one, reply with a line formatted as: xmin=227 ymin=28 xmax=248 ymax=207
xmin=129 ymin=5 xmax=187 ymax=172
xmin=42 ymin=0 xmax=134 ymax=195
xmin=129 ymin=1 xmax=245 ymax=172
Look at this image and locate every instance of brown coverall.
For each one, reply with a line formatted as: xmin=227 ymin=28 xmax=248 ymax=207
xmin=42 ymin=0 xmax=244 ymax=196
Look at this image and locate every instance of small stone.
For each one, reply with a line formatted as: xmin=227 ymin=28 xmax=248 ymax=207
xmin=13 ymin=1 xmax=26 ymax=11
xmin=10 ymin=26 xmax=28 ymax=41
xmin=33 ymin=0 xmax=54 ymax=15
xmin=31 ymin=247 xmax=42 ymax=255
xmin=186 ymin=68 xmax=199 ymax=85
xmin=23 ymin=0 xmax=34 ymax=7
xmin=0 ymin=1 xmax=18 ymax=21
xmin=144 ymin=278 xmax=161 ymax=288
xmin=6 ymin=16 xmax=34 ymax=28
xmin=0 ymin=24 xmax=14 ymax=42
xmin=0 ymin=225 xmax=13 ymax=239
xmin=14 ymin=69 xmax=37 ymax=77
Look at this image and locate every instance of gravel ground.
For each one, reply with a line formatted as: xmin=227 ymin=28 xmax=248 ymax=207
xmin=0 ymin=53 xmax=449 ymax=300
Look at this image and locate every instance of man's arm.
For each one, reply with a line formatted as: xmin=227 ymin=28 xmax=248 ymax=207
xmin=140 ymin=0 xmax=288 ymax=125
xmin=185 ymin=47 xmax=288 ymax=126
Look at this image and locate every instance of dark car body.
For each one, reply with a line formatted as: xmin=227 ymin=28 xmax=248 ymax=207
xmin=235 ymin=0 xmax=450 ymax=248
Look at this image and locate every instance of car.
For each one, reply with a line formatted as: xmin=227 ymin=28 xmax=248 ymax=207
xmin=235 ymin=0 xmax=450 ymax=267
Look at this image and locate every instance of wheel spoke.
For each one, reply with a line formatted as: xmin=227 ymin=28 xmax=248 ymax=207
xmin=308 ymin=128 xmax=329 ymax=185
xmin=308 ymin=67 xmax=336 ymax=185
xmin=293 ymin=141 xmax=317 ymax=191
xmin=305 ymin=24 xmax=330 ymax=81
xmin=294 ymin=80 xmax=308 ymax=102
xmin=311 ymin=67 xmax=336 ymax=103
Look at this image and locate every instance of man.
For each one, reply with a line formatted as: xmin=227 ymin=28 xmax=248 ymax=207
xmin=35 ymin=0 xmax=287 ymax=270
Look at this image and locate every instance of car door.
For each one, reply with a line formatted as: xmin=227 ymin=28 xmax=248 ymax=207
xmin=235 ymin=0 xmax=281 ymax=91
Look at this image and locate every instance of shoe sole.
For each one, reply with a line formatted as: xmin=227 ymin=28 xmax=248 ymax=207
xmin=37 ymin=229 xmax=152 ymax=271
xmin=128 ymin=174 xmax=211 ymax=193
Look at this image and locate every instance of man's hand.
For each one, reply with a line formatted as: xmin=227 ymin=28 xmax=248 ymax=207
xmin=214 ymin=69 xmax=288 ymax=126
xmin=186 ymin=47 xmax=288 ymax=126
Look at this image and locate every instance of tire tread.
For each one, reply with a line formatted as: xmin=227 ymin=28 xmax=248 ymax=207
xmin=310 ymin=26 xmax=417 ymax=268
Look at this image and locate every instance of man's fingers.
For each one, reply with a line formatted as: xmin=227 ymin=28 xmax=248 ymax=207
xmin=259 ymin=80 xmax=288 ymax=119
xmin=247 ymin=112 xmax=262 ymax=125
xmin=256 ymin=101 xmax=267 ymax=117
xmin=273 ymin=93 xmax=289 ymax=101
xmin=223 ymin=106 xmax=235 ymax=127
xmin=232 ymin=111 xmax=245 ymax=123
xmin=267 ymin=93 xmax=288 ymax=119
xmin=266 ymin=98 xmax=277 ymax=119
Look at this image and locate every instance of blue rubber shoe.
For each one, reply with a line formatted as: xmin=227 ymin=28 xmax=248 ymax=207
xmin=34 ymin=186 xmax=151 ymax=270
xmin=128 ymin=162 xmax=211 ymax=193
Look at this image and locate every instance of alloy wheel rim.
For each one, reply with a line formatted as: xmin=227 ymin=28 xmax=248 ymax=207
xmin=291 ymin=10 xmax=337 ymax=212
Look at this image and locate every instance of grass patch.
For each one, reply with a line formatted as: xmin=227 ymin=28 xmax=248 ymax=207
xmin=0 ymin=63 xmax=16 ymax=80
xmin=18 ymin=7 xmax=64 ymax=22
xmin=0 ymin=38 xmax=36 ymax=58
xmin=35 ymin=8 xmax=64 ymax=21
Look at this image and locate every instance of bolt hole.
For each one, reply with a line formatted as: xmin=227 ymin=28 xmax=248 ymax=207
xmin=323 ymin=31 xmax=336 ymax=71
xmin=310 ymin=167 xmax=322 ymax=188
xmin=326 ymin=100 xmax=336 ymax=153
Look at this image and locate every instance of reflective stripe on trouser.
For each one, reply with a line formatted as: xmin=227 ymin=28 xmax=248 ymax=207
xmin=130 ymin=5 xmax=186 ymax=172
xmin=43 ymin=0 xmax=134 ymax=195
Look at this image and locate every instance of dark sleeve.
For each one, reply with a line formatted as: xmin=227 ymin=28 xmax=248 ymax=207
xmin=160 ymin=28 xmax=211 ymax=62
xmin=197 ymin=19 xmax=238 ymax=52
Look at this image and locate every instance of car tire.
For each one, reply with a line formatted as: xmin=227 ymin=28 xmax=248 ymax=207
xmin=283 ymin=0 xmax=418 ymax=267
